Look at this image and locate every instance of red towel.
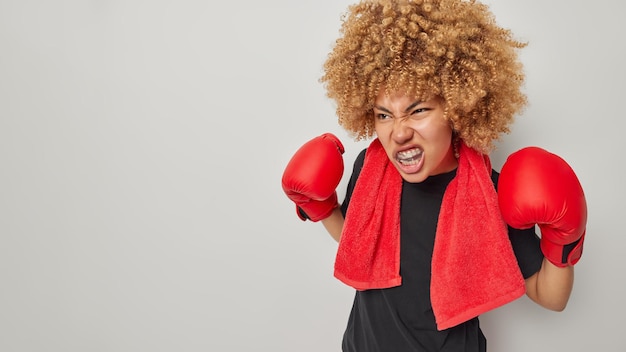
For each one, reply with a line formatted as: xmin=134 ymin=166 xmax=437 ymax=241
xmin=334 ymin=138 xmax=526 ymax=331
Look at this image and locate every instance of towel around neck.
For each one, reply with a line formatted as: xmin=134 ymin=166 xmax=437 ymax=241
xmin=334 ymin=138 xmax=525 ymax=330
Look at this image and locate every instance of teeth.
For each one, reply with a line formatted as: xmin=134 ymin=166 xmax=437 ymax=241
xmin=396 ymin=148 xmax=422 ymax=165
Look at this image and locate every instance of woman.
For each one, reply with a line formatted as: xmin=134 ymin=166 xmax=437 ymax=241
xmin=281 ymin=0 xmax=586 ymax=350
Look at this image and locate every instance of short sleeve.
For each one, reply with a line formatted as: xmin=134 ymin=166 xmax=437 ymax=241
xmin=492 ymin=169 xmax=544 ymax=279
xmin=340 ymin=148 xmax=367 ymax=217
xmin=507 ymin=226 xmax=544 ymax=279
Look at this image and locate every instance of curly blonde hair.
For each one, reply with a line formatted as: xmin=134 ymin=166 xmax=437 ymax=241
xmin=320 ymin=0 xmax=527 ymax=153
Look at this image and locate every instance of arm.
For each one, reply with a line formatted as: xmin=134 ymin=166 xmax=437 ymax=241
xmin=321 ymin=208 xmax=345 ymax=242
xmin=525 ymin=259 xmax=574 ymax=311
xmin=498 ymin=147 xmax=587 ymax=312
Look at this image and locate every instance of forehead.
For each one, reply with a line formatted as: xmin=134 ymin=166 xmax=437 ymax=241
xmin=374 ymin=90 xmax=415 ymax=105
xmin=374 ymin=88 xmax=438 ymax=105
xmin=375 ymin=84 xmax=436 ymax=103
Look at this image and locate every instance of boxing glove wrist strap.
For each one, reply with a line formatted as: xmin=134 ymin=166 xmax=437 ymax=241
xmin=541 ymin=232 xmax=585 ymax=267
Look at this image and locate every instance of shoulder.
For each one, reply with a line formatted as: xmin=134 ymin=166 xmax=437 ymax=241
xmin=351 ymin=148 xmax=367 ymax=178
xmin=491 ymin=169 xmax=500 ymax=190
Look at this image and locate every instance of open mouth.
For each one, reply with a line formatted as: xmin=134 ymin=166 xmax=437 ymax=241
xmin=396 ymin=148 xmax=423 ymax=166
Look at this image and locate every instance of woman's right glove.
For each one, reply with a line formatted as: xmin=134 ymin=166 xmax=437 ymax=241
xmin=281 ymin=133 xmax=345 ymax=222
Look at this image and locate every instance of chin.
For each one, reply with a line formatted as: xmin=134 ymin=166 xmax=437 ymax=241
xmin=399 ymin=171 xmax=430 ymax=184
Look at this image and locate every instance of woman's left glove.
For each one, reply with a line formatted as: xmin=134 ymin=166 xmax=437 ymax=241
xmin=498 ymin=147 xmax=587 ymax=267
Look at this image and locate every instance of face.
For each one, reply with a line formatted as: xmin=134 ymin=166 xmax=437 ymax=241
xmin=373 ymin=90 xmax=458 ymax=183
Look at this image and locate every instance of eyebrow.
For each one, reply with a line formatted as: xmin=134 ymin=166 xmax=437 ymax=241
xmin=374 ymin=100 xmax=423 ymax=114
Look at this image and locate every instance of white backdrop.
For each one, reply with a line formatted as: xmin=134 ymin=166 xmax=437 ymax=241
xmin=1 ymin=0 xmax=624 ymax=351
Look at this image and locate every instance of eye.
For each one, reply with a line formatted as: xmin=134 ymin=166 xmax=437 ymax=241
xmin=409 ymin=107 xmax=430 ymax=119
xmin=375 ymin=113 xmax=391 ymax=121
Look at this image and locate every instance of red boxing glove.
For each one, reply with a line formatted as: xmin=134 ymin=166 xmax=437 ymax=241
xmin=281 ymin=133 xmax=345 ymax=222
xmin=498 ymin=147 xmax=587 ymax=267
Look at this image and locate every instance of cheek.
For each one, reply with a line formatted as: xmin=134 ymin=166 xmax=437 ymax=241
xmin=405 ymin=120 xmax=452 ymax=142
xmin=373 ymin=122 xmax=390 ymax=140
xmin=434 ymin=125 xmax=453 ymax=143
xmin=428 ymin=117 xmax=452 ymax=137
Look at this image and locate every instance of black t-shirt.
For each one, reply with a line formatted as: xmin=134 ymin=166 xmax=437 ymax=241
xmin=340 ymin=149 xmax=544 ymax=352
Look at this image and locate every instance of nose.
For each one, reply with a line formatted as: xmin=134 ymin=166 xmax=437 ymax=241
xmin=392 ymin=117 xmax=413 ymax=144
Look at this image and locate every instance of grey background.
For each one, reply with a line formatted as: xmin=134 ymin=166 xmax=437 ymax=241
xmin=1 ymin=0 xmax=623 ymax=351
